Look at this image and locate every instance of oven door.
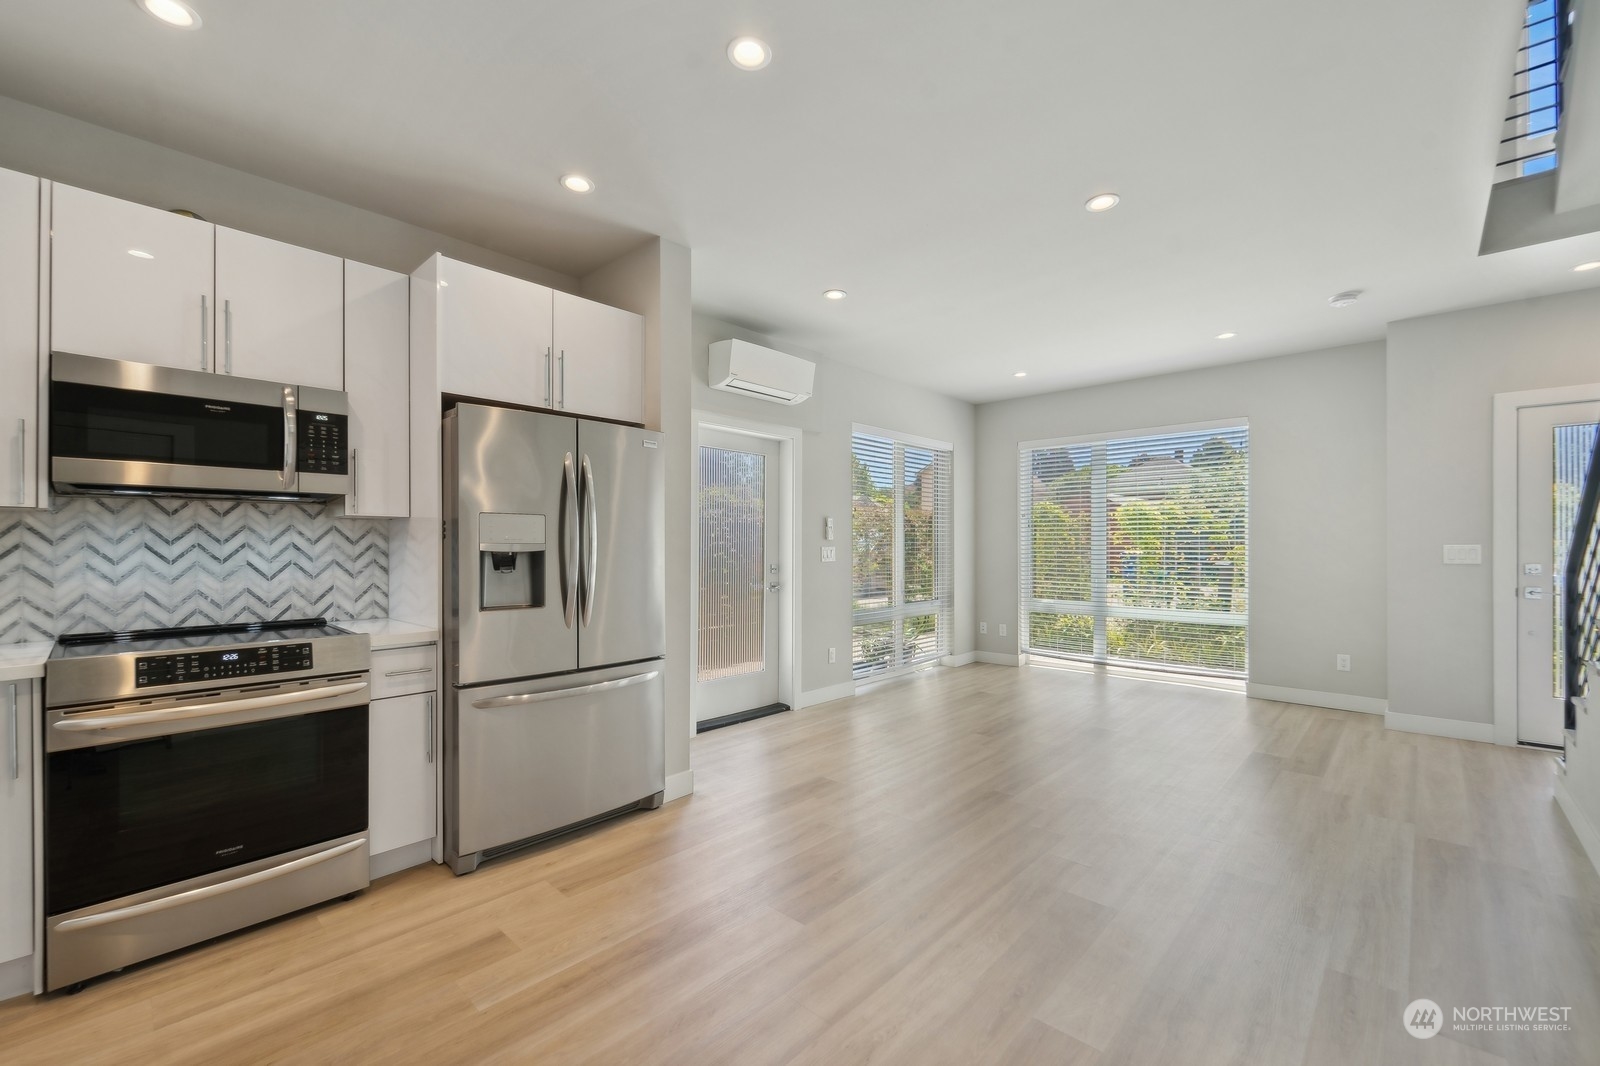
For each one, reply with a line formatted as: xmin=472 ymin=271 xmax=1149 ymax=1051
xmin=50 ymin=351 xmax=300 ymax=497
xmin=44 ymin=676 xmax=369 ymax=918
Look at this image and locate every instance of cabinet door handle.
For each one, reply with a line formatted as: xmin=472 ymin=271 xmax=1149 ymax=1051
xmin=200 ymin=294 xmax=210 ymax=370
xmin=558 ymin=350 xmax=566 ymax=410
xmin=7 ymin=683 xmax=17 ymax=781
xmin=223 ymin=298 xmax=233 ymax=374
xmin=13 ymin=418 xmax=24 ymax=506
xmin=351 ymin=447 xmax=360 ymax=513
xmin=426 ymin=694 xmax=435 ymax=763
xmin=545 ymin=346 xmax=553 ymax=407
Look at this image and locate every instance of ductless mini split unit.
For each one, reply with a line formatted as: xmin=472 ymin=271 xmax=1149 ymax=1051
xmin=708 ymin=339 xmax=815 ymax=406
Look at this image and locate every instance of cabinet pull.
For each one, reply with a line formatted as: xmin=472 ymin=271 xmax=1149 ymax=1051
xmin=200 ymin=294 xmax=210 ymax=370
xmin=545 ymin=346 xmax=553 ymax=407
xmin=425 ymin=694 xmax=434 ymax=763
xmin=558 ymin=350 xmax=566 ymax=410
xmin=13 ymin=418 xmax=24 ymax=506
xmin=351 ymin=447 xmax=360 ymax=513
xmin=223 ymin=298 xmax=233 ymax=374
xmin=7 ymin=683 xmax=17 ymax=781
xmin=384 ymin=666 xmax=434 ymax=678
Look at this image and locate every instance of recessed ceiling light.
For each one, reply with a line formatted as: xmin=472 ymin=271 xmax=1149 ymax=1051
xmin=1084 ymin=193 xmax=1120 ymax=212
xmin=559 ymin=174 xmax=595 ymax=194
xmin=1328 ymin=289 xmax=1362 ymax=308
xmin=727 ymin=37 xmax=772 ymax=71
xmin=1215 ymin=332 xmax=1236 ymax=339
xmin=822 ymin=289 xmax=847 ymax=300
xmin=1575 ymin=261 xmax=1600 ymax=272
xmin=134 ymin=0 xmax=201 ymax=29
xmin=127 ymin=249 xmax=154 ymax=259
xmin=1013 ymin=371 xmax=1028 ymax=378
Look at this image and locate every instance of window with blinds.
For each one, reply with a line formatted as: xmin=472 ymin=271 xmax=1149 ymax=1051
xmin=1019 ymin=422 xmax=1248 ymax=676
xmin=852 ymin=428 xmax=953 ymax=678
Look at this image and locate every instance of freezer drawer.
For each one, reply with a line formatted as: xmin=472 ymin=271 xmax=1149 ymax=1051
xmin=447 ymin=662 xmax=664 ymax=870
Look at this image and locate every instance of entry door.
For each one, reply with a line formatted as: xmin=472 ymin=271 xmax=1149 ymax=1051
xmin=1516 ymin=401 xmax=1600 ymax=746
xmin=694 ymin=429 xmax=781 ymax=722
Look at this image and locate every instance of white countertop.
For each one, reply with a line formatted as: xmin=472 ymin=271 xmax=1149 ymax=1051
xmin=0 ymin=641 xmax=53 ymax=682
xmin=333 ymin=617 xmax=439 ymax=650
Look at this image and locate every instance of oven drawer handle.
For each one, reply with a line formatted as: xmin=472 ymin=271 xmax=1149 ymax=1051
xmin=384 ymin=666 xmax=433 ymax=678
xmin=471 ymin=670 xmax=659 ymax=710
xmin=54 ymin=838 xmax=367 ymax=933
xmin=52 ymin=681 xmax=369 ymax=732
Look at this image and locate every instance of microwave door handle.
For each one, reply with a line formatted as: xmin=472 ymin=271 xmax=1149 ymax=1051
xmin=281 ymin=386 xmax=297 ymax=488
xmin=561 ymin=452 xmax=578 ymax=629
xmin=52 ymin=681 xmax=368 ymax=733
xmin=581 ymin=454 xmax=597 ymax=628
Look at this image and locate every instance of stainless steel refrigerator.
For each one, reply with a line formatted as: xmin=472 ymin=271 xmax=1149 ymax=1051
xmin=442 ymin=402 xmax=665 ymax=874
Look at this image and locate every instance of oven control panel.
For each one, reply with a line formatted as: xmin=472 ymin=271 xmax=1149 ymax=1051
xmin=135 ymin=643 xmax=314 ymax=687
xmin=297 ymin=411 xmax=349 ymax=475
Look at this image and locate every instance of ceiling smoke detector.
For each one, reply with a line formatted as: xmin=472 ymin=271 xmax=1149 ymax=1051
xmin=1328 ymin=290 xmax=1362 ymax=309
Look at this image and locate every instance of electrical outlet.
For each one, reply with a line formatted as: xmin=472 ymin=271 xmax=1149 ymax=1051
xmin=998 ymin=623 xmax=1007 ymax=638
xmin=1336 ymin=654 xmax=1351 ymax=672
xmin=980 ymin=621 xmax=988 ymax=634
xmin=821 ymin=546 xmax=836 ymax=562
xmin=828 ymin=647 xmax=836 ymax=664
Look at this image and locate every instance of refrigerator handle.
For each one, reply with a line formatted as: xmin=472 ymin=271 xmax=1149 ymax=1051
xmin=580 ymin=454 xmax=598 ymax=628
xmin=561 ymin=452 xmax=578 ymax=629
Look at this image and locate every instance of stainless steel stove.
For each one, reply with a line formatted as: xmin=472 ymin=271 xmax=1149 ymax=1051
xmin=41 ymin=618 xmax=372 ymax=992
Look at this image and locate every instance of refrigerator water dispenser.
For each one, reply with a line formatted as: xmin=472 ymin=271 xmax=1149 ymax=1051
xmin=478 ymin=512 xmax=546 ymax=610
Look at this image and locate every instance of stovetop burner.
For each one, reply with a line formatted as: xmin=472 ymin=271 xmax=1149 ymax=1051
xmin=51 ymin=617 xmax=350 ymax=659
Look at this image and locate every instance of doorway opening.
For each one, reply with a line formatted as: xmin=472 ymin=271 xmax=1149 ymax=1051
xmin=692 ymin=417 xmax=800 ymax=731
xmin=1493 ymin=385 xmax=1600 ymax=747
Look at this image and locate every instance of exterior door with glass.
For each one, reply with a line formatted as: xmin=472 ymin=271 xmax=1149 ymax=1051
xmin=694 ymin=430 xmax=781 ymax=722
xmin=1517 ymin=401 xmax=1600 ymax=746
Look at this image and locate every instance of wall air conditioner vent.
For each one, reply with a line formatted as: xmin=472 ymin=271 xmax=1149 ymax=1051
xmin=708 ymin=339 xmax=815 ymax=406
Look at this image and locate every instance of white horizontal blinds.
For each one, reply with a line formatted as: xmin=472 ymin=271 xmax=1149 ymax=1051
xmin=852 ymin=430 xmax=953 ymax=678
xmin=1020 ymin=424 xmax=1248 ymax=676
xmin=697 ymin=445 xmax=766 ymax=683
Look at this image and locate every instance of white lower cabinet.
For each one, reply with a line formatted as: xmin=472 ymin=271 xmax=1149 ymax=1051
xmin=1 ymin=680 xmax=35 ymax=970
xmin=368 ymin=688 xmax=436 ymax=858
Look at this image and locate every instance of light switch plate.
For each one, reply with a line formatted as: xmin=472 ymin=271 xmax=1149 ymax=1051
xmin=821 ymin=546 xmax=837 ymax=562
xmin=1442 ymin=544 xmax=1482 ymax=565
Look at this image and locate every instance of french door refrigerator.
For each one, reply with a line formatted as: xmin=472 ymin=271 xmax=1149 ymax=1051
xmin=442 ymin=403 xmax=665 ymax=874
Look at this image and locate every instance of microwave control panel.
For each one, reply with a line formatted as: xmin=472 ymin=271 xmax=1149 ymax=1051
xmin=297 ymin=411 xmax=349 ymax=475
xmin=135 ymin=643 xmax=314 ymax=687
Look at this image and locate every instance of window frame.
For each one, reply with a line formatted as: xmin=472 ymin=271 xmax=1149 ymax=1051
xmin=851 ymin=425 xmax=954 ymax=680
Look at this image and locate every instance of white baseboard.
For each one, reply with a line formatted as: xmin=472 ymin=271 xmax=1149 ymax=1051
xmin=370 ymin=838 xmax=436 ymax=880
xmin=796 ymin=681 xmax=856 ymax=709
xmin=940 ymin=651 xmax=978 ymax=667
xmin=1555 ymin=776 xmax=1600 ymax=879
xmin=664 ymin=769 xmax=694 ymax=803
xmin=975 ymin=651 xmax=1022 ymax=667
xmin=1384 ymin=711 xmax=1496 ymax=743
xmin=0 ymin=954 xmax=33 ymax=1002
xmin=1245 ymin=683 xmax=1387 ymax=716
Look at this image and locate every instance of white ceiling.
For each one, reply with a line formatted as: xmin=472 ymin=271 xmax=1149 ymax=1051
xmin=1 ymin=0 xmax=1598 ymax=402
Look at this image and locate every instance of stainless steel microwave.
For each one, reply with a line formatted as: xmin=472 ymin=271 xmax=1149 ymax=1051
xmin=50 ymin=352 xmax=350 ymax=500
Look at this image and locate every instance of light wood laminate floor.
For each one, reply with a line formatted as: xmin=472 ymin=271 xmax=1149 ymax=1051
xmin=4 ymin=663 xmax=1599 ymax=1065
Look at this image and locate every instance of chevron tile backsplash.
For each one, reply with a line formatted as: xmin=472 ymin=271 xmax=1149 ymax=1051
xmin=0 ymin=498 xmax=388 ymax=642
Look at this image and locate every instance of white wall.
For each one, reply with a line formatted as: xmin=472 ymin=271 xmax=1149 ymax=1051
xmin=0 ymin=94 xmax=576 ymax=288
xmin=973 ymin=342 xmax=1389 ymax=702
xmin=1386 ymin=287 xmax=1600 ymax=726
xmin=691 ymin=314 xmax=977 ymax=701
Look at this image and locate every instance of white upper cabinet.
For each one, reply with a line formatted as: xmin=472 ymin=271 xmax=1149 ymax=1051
xmin=51 ymin=183 xmax=215 ymax=373
xmin=0 ymin=167 xmax=39 ymax=510
xmin=553 ymin=291 xmax=643 ymax=424
xmin=215 ymin=227 xmax=344 ymax=388
xmin=343 ymin=260 xmax=410 ymax=518
xmin=437 ymin=257 xmax=553 ymax=408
